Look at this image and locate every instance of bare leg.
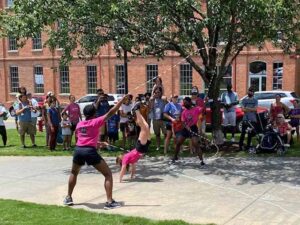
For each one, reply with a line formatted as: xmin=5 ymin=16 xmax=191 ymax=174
xmin=93 ymin=160 xmax=113 ymax=202
xmin=192 ymin=136 xmax=203 ymax=162
xmin=67 ymin=163 xmax=81 ymax=197
xmin=135 ymin=110 xmax=150 ymax=144
xmin=164 ymin=130 xmax=172 ymax=154
xmin=20 ymin=134 xmax=25 ymax=146
xmin=131 ymin=163 xmax=136 ymax=179
xmin=173 ymin=136 xmax=185 ymax=161
xmin=119 ymin=164 xmax=127 ymax=183
xmin=30 ymin=134 xmax=35 ymax=145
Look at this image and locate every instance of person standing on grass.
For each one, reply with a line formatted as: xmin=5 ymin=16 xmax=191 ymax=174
xmin=62 ymin=95 xmax=82 ymax=145
xmin=171 ymin=97 xmax=205 ymax=166
xmin=63 ymin=94 xmax=130 ymax=209
xmin=27 ymin=93 xmax=39 ymax=141
xmin=15 ymin=94 xmax=36 ymax=148
xmin=221 ymin=84 xmax=239 ymax=142
xmin=289 ymin=100 xmax=300 ymax=142
xmin=119 ymin=94 xmax=133 ymax=149
xmin=163 ymin=95 xmax=182 ymax=155
xmin=116 ymin=102 xmax=151 ymax=183
xmin=0 ymin=104 xmax=8 ymax=146
xmin=47 ymin=99 xmax=61 ymax=151
xmin=61 ymin=112 xmax=72 ymax=150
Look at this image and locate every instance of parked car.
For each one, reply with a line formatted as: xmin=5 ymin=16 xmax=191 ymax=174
xmin=76 ymin=93 xmax=124 ymax=114
xmin=240 ymin=91 xmax=300 ymax=110
xmin=32 ymin=95 xmax=46 ymax=107
xmin=177 ymin=95 xmax=268 ymax=132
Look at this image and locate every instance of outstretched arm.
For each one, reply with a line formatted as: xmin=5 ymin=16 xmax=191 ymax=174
xmin=104 ymin=94 xmax=130 ymax=121
xmin=119 ymin=164 xmax=127 ymax=183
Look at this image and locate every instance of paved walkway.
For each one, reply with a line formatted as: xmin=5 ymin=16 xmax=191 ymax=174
xmin=0 ymin=156 xmax=300 ymax=225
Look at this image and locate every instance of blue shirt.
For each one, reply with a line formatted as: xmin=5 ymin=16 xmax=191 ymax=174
xmin=241 ymin=97 xmax=258 ymax=122
xmin=16 ymin=102 xmax=32 ymax=122
xmin=48 ymin=107 xmax=60 ymax=126
xmin=163 ymin=102 xmax=182 ymax=125
xmin=107 ymin=114 xmax=120 ymax=133
xmin=152 ymin=99 xmax=165 ymax=120
xmin=95 ymin=101 xmax=110 ymax=117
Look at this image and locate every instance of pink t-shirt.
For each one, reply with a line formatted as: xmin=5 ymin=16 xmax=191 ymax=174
xmin=181 ymin=106 xmax=203 ymax=127
xmin=122 ymin=149 xmax=143 ymax=165
xmin=65 ymin=103 xmax=81 ymax=123
xmin=76 ymin=116 xmax=106 ymax=147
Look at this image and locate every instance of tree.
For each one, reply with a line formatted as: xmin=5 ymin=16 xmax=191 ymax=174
xmin=1 ymin=0 xmax=300 ymax=143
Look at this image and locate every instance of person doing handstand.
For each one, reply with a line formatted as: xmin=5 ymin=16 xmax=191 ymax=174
xmin=116 ymin=103 xmax=151 ymax=182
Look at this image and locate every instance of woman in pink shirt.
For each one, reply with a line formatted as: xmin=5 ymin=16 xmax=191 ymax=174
xmin=62 ymin=95 xmax=82 ymax=144
xmin=172 ymin=97 xmax=205 ymax=166
xmin=63 ymin=94 xmax=129 ymax=210
xmin=116 ymin=102 xmax=151 ymax=182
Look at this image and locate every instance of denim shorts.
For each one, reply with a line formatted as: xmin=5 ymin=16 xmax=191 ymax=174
xmin=73 ymin=146 xmax=103 ymax=166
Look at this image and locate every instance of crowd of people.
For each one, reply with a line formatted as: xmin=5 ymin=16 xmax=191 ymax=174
xmin=0 ymin=76 xmax=300 ymax=209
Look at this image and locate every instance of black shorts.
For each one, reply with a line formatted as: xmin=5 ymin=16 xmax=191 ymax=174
xmin=70 ymin=122 xmax=78 ymax=132
xmin=120 ymin=123 xmax=127 ymax=132
xmin=136 ymin=140 xmax=151 ymax=153
xmin=166 ymin=123 xmax=172 ymax=131
xmin=73 ymin=146 xmax=103 ymax=166
xmin=180 ymin=125 xmax=199 ymax=138
xmin=107 ymin=132 xmax=118 ymax=141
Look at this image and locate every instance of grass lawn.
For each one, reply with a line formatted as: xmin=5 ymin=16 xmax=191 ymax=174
xmin=0 ymin=129 xmax=299 ymax=157
xmin=0 ymin=199 xmax=210 ymax=225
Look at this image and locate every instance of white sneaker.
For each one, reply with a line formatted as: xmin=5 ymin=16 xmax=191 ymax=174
xmin=284 ymin=144 xmax=290 ymax=148
xmin=156 ymin=147 xmax=160 ymax=151
xmin=231 ymin=137 xmax=236 ymax=142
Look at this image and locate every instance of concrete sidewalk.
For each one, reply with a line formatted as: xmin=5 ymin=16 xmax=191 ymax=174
xmin=0 ymin=156 xmax=300 ymax=225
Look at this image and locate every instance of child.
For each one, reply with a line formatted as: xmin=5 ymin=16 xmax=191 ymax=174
xmin=289 ymin=100 xmax=300 ymax=141
xmin=274 ymin=113 xmax=292 ymax=147
xmin=126 ymin=112 xmax=138 ymax=149
xmin=61 ymin=112 xmax=72 ymax=150
xmin=117 ymin=103 xmax=151 ymax=182
xmin=106 ymin=107 xmax=120 ymax=149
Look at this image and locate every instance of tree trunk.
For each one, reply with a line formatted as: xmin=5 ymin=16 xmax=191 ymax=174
xmin=207 ymin=77 xmax=224 ymax=145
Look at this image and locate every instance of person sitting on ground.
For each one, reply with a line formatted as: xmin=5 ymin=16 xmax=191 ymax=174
xmin=116 ymin=103 xmax=151 ymax=182
xmin=274 ymin=113 xmax=292 ymax=147
xmin=63 ymin=94 xmax=130 ymax=209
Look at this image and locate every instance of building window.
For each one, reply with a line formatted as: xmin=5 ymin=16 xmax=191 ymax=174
xmin=115 ymin=64 xmax=126 ymax=94
xmin=273 ymin=62 xmax=283 ymax=90
xmin=249 ymin=61 xmax=267 ymax=92
xmin=34 ymin=66 xmax=44 ymax=93
xmin=6 ymin=0 xmax=13 ymax=7
xmin=9 ymin=66 xmax=19 ymax=93
xmin=60 ymin=66 xmax=70 ymax=93
xmin=32 ymin=33 xmax=42 ymax=50
xmin=87 ymin=65 xmax=97 ymax=94
xmin=146 ymin=64 xmax=158 ymax=93
xmin=8 ymin=37 xmax=17 ymax=51
xmin=180 ymin=64 xmax=193 ymax=95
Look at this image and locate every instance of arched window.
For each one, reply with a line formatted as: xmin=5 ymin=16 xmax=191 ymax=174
xmin=249 ymin=61 xmax=267 ymax=92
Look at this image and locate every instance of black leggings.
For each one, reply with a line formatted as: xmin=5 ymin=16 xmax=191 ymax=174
xmin=0 ymin=126 xmax=7 ymax=146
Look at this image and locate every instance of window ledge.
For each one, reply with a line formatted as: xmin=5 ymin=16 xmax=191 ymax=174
xmin=32 ymin=49 xmax=43 ymax=52
xmin=58 ymin=93 xmax=70 ymax=96
xmin=7 ymin=50 xmax=18 ymax=53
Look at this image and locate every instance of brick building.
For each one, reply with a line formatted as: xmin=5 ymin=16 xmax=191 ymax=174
xmin=1 ymin=1 xmax=299 ymax=107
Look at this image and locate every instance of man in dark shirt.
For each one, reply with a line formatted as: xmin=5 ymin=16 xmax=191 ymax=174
xmin=239 ymin=87 xmax=258 ymax=151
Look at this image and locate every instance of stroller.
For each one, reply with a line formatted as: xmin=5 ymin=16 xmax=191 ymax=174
xmin=246 ymin=111 xmax=286 ymax=155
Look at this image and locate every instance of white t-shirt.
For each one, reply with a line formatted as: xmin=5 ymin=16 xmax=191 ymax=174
xmin=0 ymin=105 xmax=7 ymax=126
xmin=30 ymin=98 xmax=40 ymax=118
xmin=120 ymin=103 xmax=133 ymax=123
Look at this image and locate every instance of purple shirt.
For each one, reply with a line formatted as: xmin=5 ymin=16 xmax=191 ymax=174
xmin=64 ymin=103 xmax=81 ymax=123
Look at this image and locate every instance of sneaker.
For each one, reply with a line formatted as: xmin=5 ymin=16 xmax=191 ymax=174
xmin=21 ymin=145 xmax=27 ymax=149
xmin=284 ymin=144 xmax=290 ymax=148
xmin=200 ymin=161 xmax=205 ymax=166
xmin=63 ymin=196 xmax=73 ymax=206
xmin=104 ymin=200 xmax=121 ymax=210
xmin=32 ymin=144 xmax=37 ymax=147
xmin=156 ymin=147 xmax=160 ymax=151
xmin=230 ymin=137 xmax=236 ymax=142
